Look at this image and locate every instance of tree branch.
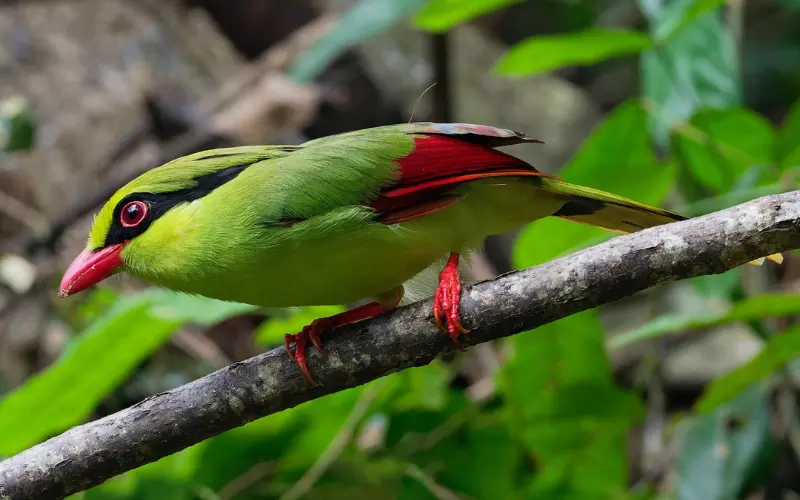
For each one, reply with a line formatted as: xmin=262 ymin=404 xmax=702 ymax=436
xmin=2 ymin=191 xmax=800 ymax=499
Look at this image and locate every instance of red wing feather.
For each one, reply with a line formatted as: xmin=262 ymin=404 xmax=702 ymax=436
xmin=371 ymin=135 xmax=550 ymax=224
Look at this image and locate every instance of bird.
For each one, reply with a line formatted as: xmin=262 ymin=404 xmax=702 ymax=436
xmin=58 ymin=122 xmax=782 ymax=383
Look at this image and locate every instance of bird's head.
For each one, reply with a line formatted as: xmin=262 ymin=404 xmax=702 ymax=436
xmin=58 ymin=146 xmax=289 ymax=298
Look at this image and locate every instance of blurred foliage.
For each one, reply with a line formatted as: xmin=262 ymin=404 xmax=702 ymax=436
xmin=500 ymin=312 xmax=645 ymax=499
xmin=641 ymin=0 xmax=740 ymax=146
xmin=677 ymin=387 xmax=773 ymax=500
xmin=697 ymin=327 xmax=800 ymax=413
xmin=495 ymin=29 xmax=651 ymax=77
xmin=779 ymin=99 xmax=800 ymax=170
xmin=3 ymin=0 xmax=800 ymax=499
xmin=0 ymin=289 xmax=257 ymax=456
xmin=288 ymin=0 xmax=429 ymax=83
xmin=414 ymin=0 xmax=525 ymax=32
xmin=512 ymin=100 xmax=676 ymax=269
xmin=0 ymin=97 xmax=35 ymax=153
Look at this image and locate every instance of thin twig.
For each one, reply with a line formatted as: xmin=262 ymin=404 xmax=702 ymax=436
xmin=0 ymin=190 xmax=47 ymax=233
xmin=392 ymin=406 xmax=475 ymax=457
xmin=171 ymin=329 xmax=233 ymax=369
xmin=727 ymin=0 xmax=746 ymax=64
xmin=430 ymin=33 xmax=451 ymax=123
xmin=279 ymin=383 xmax=380 ymax=500
xmin=405 ymin=464 xmax=468 ymax=500
xmin=218 ymin=462 xmax=278 ymax=500
xmin=22 ymin=15 xmax=335 ymax=256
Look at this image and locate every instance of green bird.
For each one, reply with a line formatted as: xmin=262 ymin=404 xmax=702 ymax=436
xmin=59 ymin=122 xmax=781 ymax=383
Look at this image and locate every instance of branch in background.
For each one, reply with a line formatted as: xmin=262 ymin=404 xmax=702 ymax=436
xmin=22 ymin=15 xmax=335 ymax=256
xmin=0 ymin=191 xmax=48 ymax=234
xmin=22 ymin=130 xmax=229 ymax=255
xmin=430 ymin=33 xmax=451 ymax=122
xmin=2 ymin=191 xmax=800 ymax=499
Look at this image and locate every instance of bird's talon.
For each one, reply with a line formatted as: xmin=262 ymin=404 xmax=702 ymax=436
xmin=283 ymin=316 xmax=343 ymax=384
xmin=282 ymin=291 xmax=403 ymax=385
xmin=433 ymin=289 xmax=447 ymax=334
xmin=434 ymin=309 xmax=446 ymax=335
xmin=284 ymin=327 xmax=320 ymax=384
xmin=451 ymin=321 xmax=470 ymax=336
xmin=297 ymin=359 xmax=315 ymax=385
xmin=283 ymin=334 xmax=297 ymax=362
xmin=433 ymin=253 xmax=469 ymax=346
xmin=308 ymin=318 xmax=332 ymax=350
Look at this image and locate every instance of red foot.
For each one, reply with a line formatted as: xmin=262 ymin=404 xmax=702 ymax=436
xmin=284 ymin=317 xmax=333 ymax=384
xmin=284 ymin=290 xmax=403 ymax=384
xmin=433 ymin=253 xmax=469 ymax=350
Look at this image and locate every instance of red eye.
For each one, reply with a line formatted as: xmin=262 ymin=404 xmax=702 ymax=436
xmin=120 ymin=201 xmax=148 ymax=228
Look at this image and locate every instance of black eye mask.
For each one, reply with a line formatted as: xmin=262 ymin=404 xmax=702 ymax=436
xmin=101 ymin=164 xmax=250 ymax=249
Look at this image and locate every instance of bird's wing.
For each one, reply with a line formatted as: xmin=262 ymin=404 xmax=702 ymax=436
xmin=369 ymin=124 xmax=552 ymax=224
xmin=273 ymin=123 xmax=550 ymax=225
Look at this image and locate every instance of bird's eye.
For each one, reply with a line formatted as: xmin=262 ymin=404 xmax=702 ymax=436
xmin=120 ymin=201 xmax=148 ymax=228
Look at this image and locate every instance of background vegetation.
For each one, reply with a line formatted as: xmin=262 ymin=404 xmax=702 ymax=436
xmin=2 ymin=0 xmax=800 ymax=498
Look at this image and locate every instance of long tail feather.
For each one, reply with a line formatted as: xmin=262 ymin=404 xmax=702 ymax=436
xmin=540 ymin=178 xmax=782 ymax=266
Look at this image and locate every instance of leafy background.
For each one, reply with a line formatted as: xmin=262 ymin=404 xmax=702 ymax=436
xmin=1 ymin=0 xmax=800 ymax=499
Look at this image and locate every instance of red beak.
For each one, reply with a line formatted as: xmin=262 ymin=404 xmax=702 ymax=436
xmin=58 ymin=243 xmax=125 ymax=298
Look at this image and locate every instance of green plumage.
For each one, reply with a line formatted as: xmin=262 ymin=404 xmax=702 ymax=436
xmin=84 ymin=122 xmax=690 ymax=308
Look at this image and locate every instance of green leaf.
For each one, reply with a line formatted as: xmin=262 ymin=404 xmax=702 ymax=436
xmin=640 ymin=0 xmax=740 ymax=146
xmin=513 ymin=100 xmax=675 ymax=269
xmin=81 ymin=468 xmax=138 ymax=499
xmin=431 ymin=420 xmax=521 ymax=500
xmin=774 ymin=0 xmax=800 ymax=9
xmin=392 ymin=393 xmax=522 ymax=500
xmin=287 ymin=0 xmax=428 ymax=83
xmin=0 ymin=290 xmax=252 ymax=456
xmin=87 ymin=445 xmax=207 ymax=500
xmin=189 ymin=407 xmax=307 ymax=492
xmin=500 ymin=312 xmax=645 ymax=498
xmin=278 ymin=385 xmax=381 ymax=478
xmin=254 ymin=305 xmax=346 ymax=346
xmin=0 ymin=295 xmax=179 ymax=456
xmin=777 ymin=97 xmax=800 ymax=170
xmin=690 ymin=268 xmax=741 ymax=299
xmin=677 ymin=387 xmax=772 ymax=500
xmin=697 ymin=326 xmax=800 ymax=413
xmin=495 ymin=29 xmax=651 ymax=77
xmin=190 ymin=382 xmax=383 ymax=493
xmin=0 ymin=97 xmax=35 ymax=152
xmin=651 ymin=0 xmax=726 ymax=43
xmin=678 ymin=182 xmax=786 ymax=217
xmin=413 ymin=0 xmax=524 ymax=32
xmin=610 ymin=293 xmax=800 ymax=349
xmin=513 ymin=218 xmax=610 ymax=269
xmin=379 ymin=364 xmax=452 ymax=412
xmin=145 ymin=289 xmax=259 ymax=325
xmin=673 ymin=108 xmax=777 ymax=193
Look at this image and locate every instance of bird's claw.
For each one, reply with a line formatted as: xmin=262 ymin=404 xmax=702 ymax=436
xmin=284 ymin=318 xmax=333 ymax=384
xmin=433 ymin=254 xmax=469 ymax=351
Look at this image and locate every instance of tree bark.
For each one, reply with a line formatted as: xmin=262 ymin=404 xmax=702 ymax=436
xmin=2 ymin=191 xmax=800 ymax=499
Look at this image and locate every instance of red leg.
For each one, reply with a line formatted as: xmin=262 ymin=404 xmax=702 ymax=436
xmin=433 ymin=252 xmax=469 ymax=350
xmin=284 ymin=288 xmax=403 ymax=384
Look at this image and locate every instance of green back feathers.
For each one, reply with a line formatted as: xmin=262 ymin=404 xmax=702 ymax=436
xmin=270 ymin=130 xmax=415 ymax=219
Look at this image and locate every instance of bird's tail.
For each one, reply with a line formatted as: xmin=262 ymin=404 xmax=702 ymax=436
xmin=539 ymin=178 xmax=783 ymax=266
